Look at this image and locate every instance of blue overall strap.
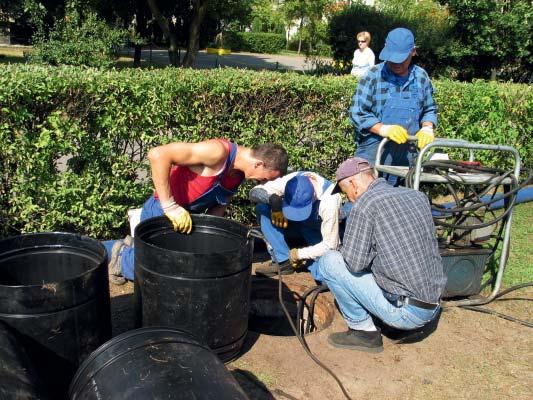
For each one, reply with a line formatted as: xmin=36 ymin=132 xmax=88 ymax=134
xmin=211 ymin=141 xmax=240 ymax=190
xmin=186 ymin=141 xmax=241 ymax=212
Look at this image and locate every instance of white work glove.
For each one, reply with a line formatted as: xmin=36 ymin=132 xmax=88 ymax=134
xmin=415 ymin=126 xmax=435 ymax=149
xmin=161 ymin=197 xmax=192 ymax=234
xmin=378 ymin=125 xmax=409 ymax=144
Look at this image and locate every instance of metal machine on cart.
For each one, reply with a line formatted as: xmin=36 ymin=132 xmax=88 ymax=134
xmin=374 ymin=137 xmax=524 ymax=307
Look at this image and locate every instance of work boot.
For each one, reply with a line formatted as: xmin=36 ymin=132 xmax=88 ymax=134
xmin=327 ymin=329 xmax=383 ymax=353
xmin=108 ymin=236 xmax=132 ymax=286
xmin=255 ymin=260 xmax=294 ymax=277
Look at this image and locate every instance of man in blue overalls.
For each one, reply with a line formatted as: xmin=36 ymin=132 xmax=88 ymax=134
xmin=348 ymin=27 xmax=438 ymax=186
xmin=250 ymin=172 xmax=343 ymax=282
xmin=103 ymin=139 xmax=288 ymax=284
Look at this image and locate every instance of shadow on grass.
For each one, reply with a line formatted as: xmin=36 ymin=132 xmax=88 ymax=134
xmin=0 ymin=55 xmax=26 ymax=64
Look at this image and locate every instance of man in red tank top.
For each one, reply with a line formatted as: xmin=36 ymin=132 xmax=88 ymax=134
xmin=104 ymin=138 xmax=288 ymax=284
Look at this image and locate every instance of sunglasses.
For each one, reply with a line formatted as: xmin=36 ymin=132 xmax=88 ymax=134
xmin=358 ymin=40 xmax=366 ymax=43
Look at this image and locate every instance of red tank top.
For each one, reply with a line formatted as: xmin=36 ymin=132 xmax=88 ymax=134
xmin=155 ymin=139 xmax=244 ymax=207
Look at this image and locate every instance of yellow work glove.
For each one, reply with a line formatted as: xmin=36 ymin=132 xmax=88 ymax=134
xmin=269 ymin=193 xmax=287 ymax=228
xmin=289 ymin=248 xmax=304 ymax=269
xmin=415 ymin=126 xmax=435 ymax=149
xmin=378 ymin=124 xmax=409 ymax=144
xmin=161 ymin=197 xmax=192 ymax=234
xmin=271 ymin=211 xmax=288 ymax=229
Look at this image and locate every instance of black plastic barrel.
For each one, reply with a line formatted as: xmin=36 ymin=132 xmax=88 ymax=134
xmin=0 ymin=232 xmax=112 ymax=399
xmin=69 ymin=327 xmax=249 ymax=400
xmin=0 ymin=321 xmax=49 ymax=400
xmin=134 ymin=215 xmax=254 ymax=362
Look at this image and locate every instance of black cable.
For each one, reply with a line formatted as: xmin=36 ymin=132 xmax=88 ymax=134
xmin=296 ymin=285 xmax=329 ymax=335
xmin=305 ymin=285 xmax=329 ymax=334
xmin=404 ymin=161 xmax=533 ymax=327
xmin=459 ymin=305 xmax=533 ymax=328
xmin=297 ymin=285 xmax=321 ymax=336
xmin=248 ymin=230 xmax=354 ymax=400
xmin=428 ymin=169 xmax=520 ymax=230
xmin=277 ymin=266 xmax=354 ymax=400
xmin=493 ymin=282 xmax=533 ymax=299
xmin=445 ymin=282 xmax=533 ymax=328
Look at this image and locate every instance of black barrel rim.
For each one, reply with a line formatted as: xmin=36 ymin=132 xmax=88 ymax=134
xmin=0 ymin=232 xmax=106 ymax=288
xmin=135 ymin=215 xmax=251 ymax=258
xmin=69 ymin=327 xmax=212 ymax=396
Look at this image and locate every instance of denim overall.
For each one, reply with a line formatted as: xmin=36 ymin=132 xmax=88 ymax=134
xmin=355 ymin=76 xmax=420 ymax=186
xmin=256 ymin=175 xmax=332 ymax=282
xmin=106 ymin=142 xmax=241 ymax=280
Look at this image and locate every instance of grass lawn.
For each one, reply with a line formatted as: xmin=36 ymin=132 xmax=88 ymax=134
xmin=503 ymin=201 xmax=533 ymax=286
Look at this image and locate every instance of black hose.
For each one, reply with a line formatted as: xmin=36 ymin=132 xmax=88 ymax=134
xmin=277 ymin=269 xmax=354 ymax=400
xmin=297 ymin=285 xmax=321 ymax=336
xmin=305 ymin=285 xmax=329 ymax=334
xmin=459 ymin=305 xmax=533 ymax=328
xmin=296 ymin=284 xmax=329 ymax=335
xmin=445 ymin=282 xmax=533 ymax=328
xmin=404 ymin=162 xmax=533 ymax=327
xmin=249 ymin=230 xmax=354 ymax=400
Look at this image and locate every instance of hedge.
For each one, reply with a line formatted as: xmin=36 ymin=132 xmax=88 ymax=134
xmin=0 ymin=65 xmax=531 ymax=239
xmin=223 ymin=31 xmax=286 ymax=54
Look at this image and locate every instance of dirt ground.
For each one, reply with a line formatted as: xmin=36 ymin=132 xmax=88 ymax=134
xmin=109 ymin=257 xmax=532 ymax=400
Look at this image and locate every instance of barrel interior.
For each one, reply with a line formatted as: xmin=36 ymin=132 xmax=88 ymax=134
xmin=0 ymin=248 xmax=100 ymax=285
xmin=145 ymin=230 xmax=243 ymax=254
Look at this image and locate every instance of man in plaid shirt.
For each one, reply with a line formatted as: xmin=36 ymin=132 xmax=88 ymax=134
xmin=349 ymin=28 xmax=438 ymax=186
xmin=318 ymin=157 xmax=446 ymax=353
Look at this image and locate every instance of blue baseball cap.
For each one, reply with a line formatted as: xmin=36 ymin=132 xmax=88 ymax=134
xmin=379 ymin=28 xmax=415 ymax=63
xmin=282 ymin=175 xmax=315 ymax=221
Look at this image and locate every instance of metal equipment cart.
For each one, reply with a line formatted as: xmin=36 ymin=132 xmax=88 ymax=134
xmin=374 ymin=137 xmax=522 ymax=307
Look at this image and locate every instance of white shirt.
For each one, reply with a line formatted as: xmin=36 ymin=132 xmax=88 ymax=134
xmin=351 ymin=47 xmax=375 ymax=78
xmin=252 ymin=171 xmax=342 ymax=260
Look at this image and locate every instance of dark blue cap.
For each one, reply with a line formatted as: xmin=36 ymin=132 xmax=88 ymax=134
xmin=282 ymin=175 xmax=315 ymax=221
xmin=379 ymin=28 xmax=415 ymax=63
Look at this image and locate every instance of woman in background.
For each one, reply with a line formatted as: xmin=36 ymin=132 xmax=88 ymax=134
xmin=351 ymin=31 xmax=375 ymax=78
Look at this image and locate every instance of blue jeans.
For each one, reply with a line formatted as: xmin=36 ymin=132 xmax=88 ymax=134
xmin=103 ymin=196 xmax=163 ymax=281
xmin=256 ymin=203 xmax=324 ymax=281
xmin=318 ymin=250 xmax=440 ymax=330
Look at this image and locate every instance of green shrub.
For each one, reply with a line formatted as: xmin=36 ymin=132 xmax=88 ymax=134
xmin=223 ymin=31 xmax=286 ymax=54
xmin=0 ymin=65 xmax=530 ymax=239
xmin=29 ymin=11 xmax=128 ymax=68
xmin=327 ymin=1 xmax=451 ymax=76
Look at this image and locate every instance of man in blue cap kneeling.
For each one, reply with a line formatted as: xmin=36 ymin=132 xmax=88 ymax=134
xmin=349 ymin=27 xmax=438 ymax=186
xmin=250 ymin=171 xmax=343 ymax=282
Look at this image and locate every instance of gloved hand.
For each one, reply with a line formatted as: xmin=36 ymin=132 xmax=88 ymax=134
xmin=161 ymin=197 xmax=192 ymax=234
xmin=269 ymin=194 xmax=288 ymax=228
xmin=289 ymin=248 xmax=304 ymax=269
xmin=378 ymin=125 xmax=408 ymax=144
xmin=271 ymin=211 xmax=288 ymax=228
xmin=415 ymin=126 xmax=435 ymax=149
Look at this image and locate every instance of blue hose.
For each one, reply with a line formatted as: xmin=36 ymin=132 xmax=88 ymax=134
xmin=432 ymin=187 xmax=533 ymax=217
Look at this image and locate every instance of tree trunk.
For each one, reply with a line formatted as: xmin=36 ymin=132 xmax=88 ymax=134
xmin=183 ymin=0 xmax=209 ymax=67
xmin=133 ymin=0 xmax=147 ymax=67
xmin=146 ymin=0 xmax=180 ymax=66
xmin=297 ymin=17 xmax=304 ymax=54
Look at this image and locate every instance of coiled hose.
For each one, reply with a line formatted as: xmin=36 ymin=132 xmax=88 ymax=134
xmin=405 ymin=160 xmax=532 ymax=327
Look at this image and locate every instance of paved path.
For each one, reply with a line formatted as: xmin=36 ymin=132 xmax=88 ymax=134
xmin=124 ymin=48 xmax=323 ymax=72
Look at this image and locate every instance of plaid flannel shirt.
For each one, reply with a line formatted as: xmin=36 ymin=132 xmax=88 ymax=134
xmin=341 ymin=178 xmax=446 ymax=303
xmin=348 ymin=62 xmax=438 ymax=138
